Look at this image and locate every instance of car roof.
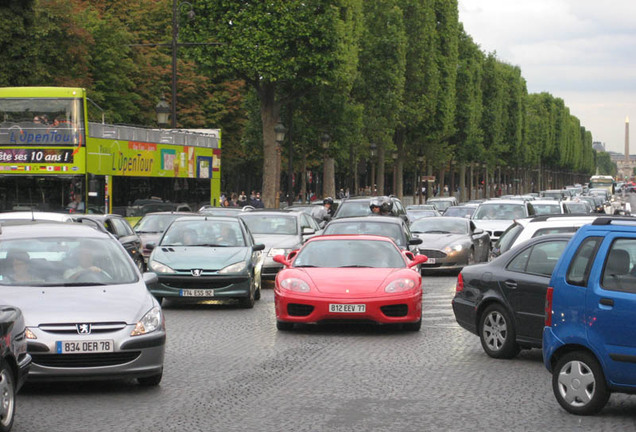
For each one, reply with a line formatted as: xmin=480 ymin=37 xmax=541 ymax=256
xmin=140 ymin=211 xmax=194 ymax=217
xmin=0 ymin=222 xmax=109 ymax=239
xmin=478 ymin=200 xmax=529 ymax=205
xmin=173 ymin=215 xmax=241 ymax=223
xmin=0 ymin=211 xmax=73 ymax=222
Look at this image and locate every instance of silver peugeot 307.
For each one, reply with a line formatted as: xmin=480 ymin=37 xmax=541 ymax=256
xmin=0 ymin=222 xmax=165 ymax=385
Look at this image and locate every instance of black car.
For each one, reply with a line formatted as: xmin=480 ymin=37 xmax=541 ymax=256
xmin=74 ymin=214 xmax=145 ymax=272
xmin=322 ymin=216 xmax=422 ymax=253
xmin=0 ymin=305 xmax=31 ymax=432
xmin=452 ymin=234 xmax=573 ymax=359
xmin=331 ymin=196 xmax=408 ymax=222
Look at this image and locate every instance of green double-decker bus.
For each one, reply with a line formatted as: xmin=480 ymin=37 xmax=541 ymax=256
xmin=0 ymin=87 xmax=221 ymax=216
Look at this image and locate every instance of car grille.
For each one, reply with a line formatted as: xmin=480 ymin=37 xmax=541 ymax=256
xmin=287 ymin=303 xmax=314 ymax=317
xmin=162 ymin=279 xmax=244 ymax=290
xmin=380 ymin=304 xmax=408 ymax=317
xmin=262 ymin=267 xmax=281 ymax=276
xmin=418 ymin=249 xmax=447 ymax=259
xmin=38 ymin=322 xmax=127 ymax=335
xmin=31 ymin=352 xmax=141 ymax=368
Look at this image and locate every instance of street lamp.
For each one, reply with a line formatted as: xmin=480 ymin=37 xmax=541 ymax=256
xmin=275 ymin=121 xmax=287 ymax=145
xmin=321 ymin=133 xmax=331 ymax=150
xmin=370 ymin=143 xmax=377 ymax=194
xmin=275 ymin=121 xmax=292 ymax=206
xmin=155 ymin=96 xmax=171 ymax=128
xmin=170 ymin=0 xmax=195 ymax=128
xmin=417 ymin=154 xmax=424 ymax=204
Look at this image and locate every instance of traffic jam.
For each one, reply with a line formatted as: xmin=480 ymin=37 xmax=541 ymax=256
xmin=1 ymin=179 xmax=635 ymax=430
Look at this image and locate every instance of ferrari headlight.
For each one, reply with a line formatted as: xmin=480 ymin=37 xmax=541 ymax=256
xmin=279 ymin=278 xmax=310 ymax=293
xmin=268 ymin=248 xmax=289 ymax=257
xmin=219 ymin=261 xmax=247 ymax=274
xmin=131 ymin=306 xmax=163 ymax=336
xmin=385 ymin=278 xmax=417 ymax=293
xmin=443 ymin=244 xmax=464 ymax=254
xmin=149 ymin=260 xmax=175 ymax=274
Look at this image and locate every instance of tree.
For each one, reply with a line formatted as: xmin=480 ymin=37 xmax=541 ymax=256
xmin=189 ymin=1 xmax=342 ymax=208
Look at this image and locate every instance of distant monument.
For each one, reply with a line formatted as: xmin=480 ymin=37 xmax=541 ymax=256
xmin=617 ymin=116 xmax=636 ymax=180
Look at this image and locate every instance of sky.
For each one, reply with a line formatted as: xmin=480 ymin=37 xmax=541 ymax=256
xmin=458 ymin=0 xmax=636 ymax=155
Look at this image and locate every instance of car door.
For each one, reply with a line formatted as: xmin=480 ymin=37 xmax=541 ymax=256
xmin=502 ymin=239 xmax=569 ymax=343
xmin=586 ymin=234 xmax=636 ymax=386
xmin=469 ymin=221 xmax=489 ymax=261
xmin=111 ymin=217 xmax=142 ymax=260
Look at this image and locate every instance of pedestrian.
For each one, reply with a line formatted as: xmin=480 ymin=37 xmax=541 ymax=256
xmin=238 ymin=191 xmax=247 ymax=207
xmin=251 ymin=192 xmax=265 ymax=208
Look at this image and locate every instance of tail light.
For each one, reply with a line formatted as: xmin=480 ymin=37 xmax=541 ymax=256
xmin=456 ymin=272 xmax=464 ymax=293
xmin=545 ymin=286 xmax=554 ymax=326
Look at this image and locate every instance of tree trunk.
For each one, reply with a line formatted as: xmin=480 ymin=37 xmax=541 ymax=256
xmin=393 ymin=129 xmax=405 ymax=200
xmin=459 ymin=163 xmax=466 ymax=202
xmin=376 ymin=145 xmax=385 ymax=195
xmin=258 ymin=82 xmax=281 ymax=209
xmin=323 ymin=156 xmax=335 ymax=199
xmin=300 ymin=154 xmax=307 ymax=203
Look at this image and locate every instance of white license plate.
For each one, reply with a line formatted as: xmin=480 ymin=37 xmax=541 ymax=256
xmin=329 ymin=304 xmax=366 ymax=313
xmin=180 ymin=289 xmax=215 ymax=297
xmin=424 ymin=258 xmax=436 ymax=264
xmin=56 ymin=340 xmax=114 ymax=354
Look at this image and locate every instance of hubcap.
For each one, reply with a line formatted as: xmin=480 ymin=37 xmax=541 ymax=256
xmin=0 ymin=369 xmax=14 ymax=427
xmin=558 ymin=360 xmax=596 ymax=407
xmin=483 ymin=311 xmax=507 ymax=351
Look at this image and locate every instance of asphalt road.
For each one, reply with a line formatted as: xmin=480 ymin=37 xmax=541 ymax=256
xmin=14 ymin=275 xmax=636 ymax=432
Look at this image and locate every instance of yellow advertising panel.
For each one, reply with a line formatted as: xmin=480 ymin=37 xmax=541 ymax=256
xmin=87 ymin=137 xmax=216 ymax=179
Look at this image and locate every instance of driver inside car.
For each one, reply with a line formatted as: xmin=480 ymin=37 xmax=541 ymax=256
xmin=64 ymin=244 xmax=109 ymax=280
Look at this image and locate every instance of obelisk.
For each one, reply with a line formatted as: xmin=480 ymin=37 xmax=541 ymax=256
xmin=626 ymin=116 xmax=630 ymax=162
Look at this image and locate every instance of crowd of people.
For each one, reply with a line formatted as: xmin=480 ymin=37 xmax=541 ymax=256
xmin=219 ymin=190 xmax=265 ymax=208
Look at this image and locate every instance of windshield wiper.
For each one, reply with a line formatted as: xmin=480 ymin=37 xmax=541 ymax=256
xmin=195 ymin=244 xmax=228 ymax=247
xmin=339 ymin=265 xmax=372 ymax=268
xmin=295 ymin=265 xmax=318 ymax=268
xmin=45 ymin=282 xmax=108 ymax=287
xmin=135 ymin=230 xmax=160 ymax=234
xmin=424 ymin=230 xmax=451 ymax=234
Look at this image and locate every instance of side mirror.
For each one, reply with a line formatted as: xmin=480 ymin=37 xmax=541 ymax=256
xmin=408 ymin=254 xmax=428 ymax=268
xmin=252 ymin=244 xmax=265 ymax=251
xmin=273 ymin=254 xmax=291 ymax=267
xmin=146 ymin=242 xmax=156 ymax=251
xmin=408 ymin=238 xmax=423 ymax=246
xmin=302 ymin=227 xmax=315 ymax=236
xmin=473 ymin=228 xmax=484 ymax=235
xmin=143 ymin=272 xmax=159 ymax=285
xmin=287 ymin=250 xmax=299 ymax=261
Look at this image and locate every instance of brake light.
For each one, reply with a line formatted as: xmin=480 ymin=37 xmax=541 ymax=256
xmin=456 ymin=272 xmax=464 ymax=293
xmin=545 ymin=286 xmax=554 ymax=327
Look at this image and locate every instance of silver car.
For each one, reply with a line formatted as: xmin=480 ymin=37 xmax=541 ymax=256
xmin=0 ymin=223 xmax=165 ymax=385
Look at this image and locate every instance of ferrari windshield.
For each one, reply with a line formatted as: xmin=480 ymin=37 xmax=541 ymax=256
xmin=293 ymin=239 xmax=405 ymax=268
xmin=161 ymin=219 xmax=246 ymax=247
xmin=323 ymin=222 xmax=404 ymax=246
xmin=0 ymin=237 xmax=137 ymax=286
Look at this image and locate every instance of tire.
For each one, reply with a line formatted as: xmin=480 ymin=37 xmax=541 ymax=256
xmin=0 ymin=362 xmax=15 ymax=432
xmin=254 ymin=273 xmax=261 ymax=301
xmin=239 ymin=288 xmax=255 ymax=309
xmin=467 ymin=249 xmax=476 ymax=266
xmin=552 ymin=351 xmax=610 ymax=415
xmin=276 ymin=320 xmax=294 ymax=331
xmin=403 ymin=318 xmax=422 ymax=332
xmin=479 ymin=304 xmax=520 ymax=359
xmin=138 ymin=371 xmax=163 ymax=387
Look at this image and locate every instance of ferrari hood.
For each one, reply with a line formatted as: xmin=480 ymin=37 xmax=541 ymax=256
xmin=152 ymin=246 xmax=248 ymax=271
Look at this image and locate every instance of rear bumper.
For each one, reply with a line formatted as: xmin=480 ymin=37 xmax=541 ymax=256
xmin=452 ymin=296 xmax=477 ymax=334
xmin=542 ymin=326 xmax=563 ymax=372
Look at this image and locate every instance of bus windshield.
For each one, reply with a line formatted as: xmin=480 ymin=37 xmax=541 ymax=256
xmin=0 ymin=98 xmax=85 ymax=146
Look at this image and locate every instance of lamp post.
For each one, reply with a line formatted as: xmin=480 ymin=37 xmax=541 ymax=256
xmin=417 ymin=154 xmax=424 ymax=204
xmin=392 ymin=151 xmax=398 ymax=195
xmin=321 ymin=133 xmax=331 ymax=198
xmin=370 ymin=143 xmax=377 ymax=194
xmin=275 ymin=122 xmax=291 ymax=206
xmin=155 ymin=96 xmax=171 ymax=128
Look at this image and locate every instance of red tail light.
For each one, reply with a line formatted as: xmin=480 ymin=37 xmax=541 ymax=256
xmin=545 ymin=286 xmax=554 ymax=327
xmin=456 ymin=272 xmax=464 ymax=293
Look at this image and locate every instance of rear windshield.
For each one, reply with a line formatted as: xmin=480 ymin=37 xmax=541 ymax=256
xmin=324 ymin=222 xmax=404 ymax=246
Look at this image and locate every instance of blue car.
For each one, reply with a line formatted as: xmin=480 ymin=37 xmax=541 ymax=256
xmin=543 ymin=217 xmax=636 ymax=415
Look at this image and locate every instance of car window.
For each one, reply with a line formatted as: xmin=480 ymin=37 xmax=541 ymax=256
xmin=300 ymin=214 xmax=313 ymax=230
xmin=531 ymin=226 xmax=578 ymax=238
xmin=324 ymin=222 xmax=404 ymax=246
xmin=0 ymin=237 xmax=137 ymax=286
xmin=507 ymin=247 xmax=531 ymax=272
xmin=525 ymin=241 xmax=568 ymax=277
xmin=410 ymin=218 xmax=467 ymax=235
xmin=601 ymin=239 xmax=636 ymax=293
xmin=162 ymin=219 xmax=246 ymax=246
xmin=112 ymin=218 xmax=133 ymax=236
xmin=293 ymin=239 xmax=405 ymax=268
xmin=496 ymin=223 xmax=524 ymax=253
xmin=473 ymin=203 xmax=526 ymax=220
xmin=135 ymin=214 xmax=180 ymax=233
xmin=240 ymin=215 xmax=298 ymax=235
xmin=335 ymin=201 xmax=372 ymax=218
xmin=566 ymin=236 xmax=602 ymax=287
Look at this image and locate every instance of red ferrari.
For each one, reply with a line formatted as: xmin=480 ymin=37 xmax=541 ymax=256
xmin=273 ymin=234 xmax=428 ymax=331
